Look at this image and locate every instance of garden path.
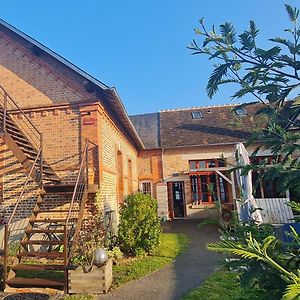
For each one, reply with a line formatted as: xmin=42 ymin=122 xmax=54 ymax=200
xmin=98 ymin=219 xmax=221 ymax=300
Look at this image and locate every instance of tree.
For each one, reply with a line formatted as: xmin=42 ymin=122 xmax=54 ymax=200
xmin=189 ymin=5 xmax=300 ymax=299
xmin=188 ymin=4 xmax=300 ymax=196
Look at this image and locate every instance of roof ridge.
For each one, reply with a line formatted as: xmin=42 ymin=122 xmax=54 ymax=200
xmin=159 ymin=103 xmax=243 ymax=112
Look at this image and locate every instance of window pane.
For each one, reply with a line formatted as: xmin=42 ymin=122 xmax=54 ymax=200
xmin=218 ymin=159 xmax=226 ymax=167
xmin=142 ymin=182 xmax=151 ymax=195
xmin=189 ymin=161 xmax=197 ymax=169
xmin=191 ymin=175 xmax=199 ymax=201
xmin=199 ymin=160 xmax=206 ymax=168
xmin=208 ymin=161 xmax=216 ymax=168
xmin=202 ymin=194 xmax=209 ymax=202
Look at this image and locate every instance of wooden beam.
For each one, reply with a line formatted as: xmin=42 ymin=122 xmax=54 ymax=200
xmin=190 ymin=167 xmax=229 ymax=172
xmin=231 ymin=172 xmax=236 ymax=199
xmin=215 ymin=170 xmax=232 ymax=185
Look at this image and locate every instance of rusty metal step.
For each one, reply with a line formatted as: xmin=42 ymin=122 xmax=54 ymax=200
xmin=6 ymin=277 xmax=64 ymax=288
xmin=33 ymin=209 xmax=73 ymax=214
xmin=21 ymin=240 xmax=64 ymax=246
xmin=25 ymin=229 xmax=65 ymax=235
xmin=44 ymin=184 xmax=75 ymax=194
xmin=12 ymin=264 xmax=65 ymax=272
xmin=30 ymin=218 xmax=68 ymax=224
xmin=17 ymin=251 xmax=64 ymax=259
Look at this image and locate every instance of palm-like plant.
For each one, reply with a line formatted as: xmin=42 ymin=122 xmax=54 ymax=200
xmin=208 ymin=232 xmax=300 ymax=299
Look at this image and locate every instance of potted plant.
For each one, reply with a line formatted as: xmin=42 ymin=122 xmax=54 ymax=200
xmin=68 ymin=192 xmax=113 ymax=294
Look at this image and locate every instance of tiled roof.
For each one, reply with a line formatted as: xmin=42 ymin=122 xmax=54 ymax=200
xmin=159 ymin=102 xmax=267 ymax=148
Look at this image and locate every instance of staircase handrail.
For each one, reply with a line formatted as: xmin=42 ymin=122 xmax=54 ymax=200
xmin=6 ymin=148 xmax=42 ymax=228
xmin=0 ymin=85 xmax=41 ymax=148
xmin=3 ymin=147 xmax=42 ymax=283
xmin=64 ymin=141 xmax=89 ymax=266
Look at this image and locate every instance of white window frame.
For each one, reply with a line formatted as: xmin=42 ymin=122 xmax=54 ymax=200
xmin=139 ymin=181 xmax=152 ymax=196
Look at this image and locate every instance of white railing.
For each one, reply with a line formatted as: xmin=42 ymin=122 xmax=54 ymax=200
xmin=255 ymin=198 xmax=294 ymax=224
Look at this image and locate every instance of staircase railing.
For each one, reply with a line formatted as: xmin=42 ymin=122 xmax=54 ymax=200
xmin=0 ymin=85 xmax=46 ymax=285
xmin=3 ymin=148 xmax=42 ymax=284
xmin=0 ymin=85 xmax=41 ymax=150
xmin=0 ymin=85 xmax=44 ymax=185
xmin=64 ymin=141 xmax=89 ymax=268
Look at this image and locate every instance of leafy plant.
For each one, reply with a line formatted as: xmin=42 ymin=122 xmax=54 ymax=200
xmin=107 ymin=246 xmax=123 ymax=262
xmin=189 ymin=4 xmax=300 ymax=299
xmin=189 ymin=4 xmax=300 ymax=197
xmin=288 ymin=201 xmax=300 ymax=222
xmin=189 ymin=5 xmax=300 ymax=116
xmin=208 ymin=228 xmax=300 ymax=299
xmin=72 ymin=191 xmax=106 ymax=270
xmin=118 ymin=193 xmax=161 ymax=256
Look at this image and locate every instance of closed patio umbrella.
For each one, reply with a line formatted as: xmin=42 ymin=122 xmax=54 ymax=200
xmin=235 ymin=143 xmax=263 ymax=223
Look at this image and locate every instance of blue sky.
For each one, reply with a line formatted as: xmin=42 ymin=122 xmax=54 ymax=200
xmin=0 ymin=1 xmax=299 ymax=114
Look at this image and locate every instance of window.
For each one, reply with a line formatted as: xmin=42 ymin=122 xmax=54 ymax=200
xmin=190 ymin=173 xmax=229 ymax=204
xmin=234 ymin=107 xmax=247 ymax=116
xmin=189 ymin=159 xmax=229 ymax=204
xmin=140 ymin=181 xmax=152 ymax=196
xmin=189 ymin=159 xmax=226 ymax=170
xmin=191 ymin=111 xmax=203 ymax=119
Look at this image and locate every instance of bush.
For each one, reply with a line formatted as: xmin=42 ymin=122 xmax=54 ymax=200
xmin=118 ymin=193 xmax=161 ymax=256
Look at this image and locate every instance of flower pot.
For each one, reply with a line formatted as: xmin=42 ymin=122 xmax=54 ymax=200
xmin=68 ymin=258 xmax=112 ymax=294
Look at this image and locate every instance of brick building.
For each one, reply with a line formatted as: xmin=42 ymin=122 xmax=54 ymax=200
xmin=0 ymin=19 xmax=143 ymax=230
xmin=132 ymin=101 xmax=300 ymax=221
xmin=1 ymin=18 xmax=298 ymax=292
xmin=0 ymin=18 xmax=294 ymax=226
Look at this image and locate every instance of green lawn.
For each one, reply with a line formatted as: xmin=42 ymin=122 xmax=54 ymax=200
xmin=113 ymin=233 xmax=189 ymax=288
xmin=181 ymin=270 xmax=269 ymax=300
xmin=63 ymin=295 xmax=94 ymax=300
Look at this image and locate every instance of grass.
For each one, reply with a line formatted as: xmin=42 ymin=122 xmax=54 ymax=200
xmin=181 ymin=270 xmax=269 ymax=300
xmin=16 ymin=269 xmax=64 ymax=281
xmin=113 ymin=233 xmax=188 ymax=288
xmin=63 ymin=295 xmax=94 ymax=300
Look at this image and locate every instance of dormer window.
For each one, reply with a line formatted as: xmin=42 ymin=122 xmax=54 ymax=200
xmin=234 ymin=108 xmax=247 ymax=116
xmin=191 ymin=111 xmax=203 ymax=119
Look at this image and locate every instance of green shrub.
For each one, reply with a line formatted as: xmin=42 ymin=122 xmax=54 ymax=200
xmin=118 ymin=193 xmax=161 ymax=256
xmin=107 ymin=246 xmax=123 ymax=262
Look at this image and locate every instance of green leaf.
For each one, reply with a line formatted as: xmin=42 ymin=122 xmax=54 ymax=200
xmin=282 ymin=283 xmax=300 ymax=300
xmin=249 ymin=20 xmax=259 ymax=38
xmin=220 ymin=22 xmax=236 ymax=44
xmin=255 ymin=46 xmax=281 ymax=61
xmin=231 ymin=87 xmax=252 ymax=99
xmin=239 ymin=32 xmax=255 ymax=51
xmin=206 ymin=63 xmax=231 ymax=98
xmin=285 ymin=4 xmax=299 ymax=23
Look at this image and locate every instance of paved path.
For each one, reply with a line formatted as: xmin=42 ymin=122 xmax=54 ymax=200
xmin=98 ymin=219 xmax=221 ymax=300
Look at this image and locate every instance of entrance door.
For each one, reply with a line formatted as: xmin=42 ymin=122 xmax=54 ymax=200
xmin=172 ymin=182 xmax=185 ymax=218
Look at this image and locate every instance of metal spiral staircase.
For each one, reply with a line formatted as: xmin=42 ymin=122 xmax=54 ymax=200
xmin=0 ymin=86 xmax=93 ymax=292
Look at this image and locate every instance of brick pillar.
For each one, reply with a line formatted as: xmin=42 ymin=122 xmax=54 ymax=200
xmin=79 ymin=103 xmax=104 ymax=186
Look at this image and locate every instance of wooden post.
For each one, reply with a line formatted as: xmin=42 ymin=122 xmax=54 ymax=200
xmin=3 ymin=224 xmax=8 ymax=289
xmin=231 ymin=172 xmax=236 ymax=199
xmin=64 ymin=224 xmax=68 ymax=293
